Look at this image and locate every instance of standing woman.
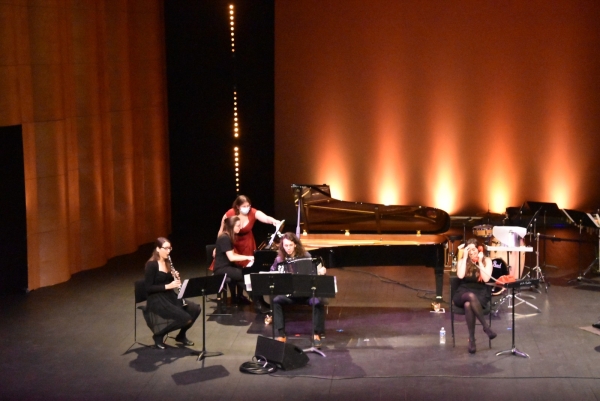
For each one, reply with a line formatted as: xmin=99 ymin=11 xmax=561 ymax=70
xmin=144 ymin=237 xmax=201 ymax=349
xmin=214 ymin=216 xmax=255 ymax=303
xmin=454 ymin=238 xmax=497 ymax=354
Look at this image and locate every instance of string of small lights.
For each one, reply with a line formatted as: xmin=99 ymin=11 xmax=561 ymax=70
xmin=229 ymin=4 xmax=240 ymax=193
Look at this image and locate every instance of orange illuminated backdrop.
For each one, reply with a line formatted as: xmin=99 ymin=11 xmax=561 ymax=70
xmin=274 ymin=0 xmax=600 ymax=219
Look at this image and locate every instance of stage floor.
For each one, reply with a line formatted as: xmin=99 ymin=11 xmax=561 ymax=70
xmin=1 ymin=227 xmax=600 ymax=400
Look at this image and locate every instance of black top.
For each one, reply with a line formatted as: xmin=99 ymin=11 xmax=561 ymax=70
xmin=214 ymin=234 xmax=236 ymax=273
xmin=143 ymin=260 xmax=190 ymax=335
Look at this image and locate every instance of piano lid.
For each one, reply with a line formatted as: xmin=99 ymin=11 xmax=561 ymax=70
xmin=292 ymin=184 xmax=450 ymax=235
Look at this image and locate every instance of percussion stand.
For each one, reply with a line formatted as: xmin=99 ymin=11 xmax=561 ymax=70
xmin=447 ymin=234 xmax=463 ymax=271
xmin=563 ymin=210 xmax=600 ymax=285
xmin=579 ymin=214 xmax=600 ymax=278
xmin=531 ymin=232 xmax=549 ymax=292
xmin=526 ymin=217 xmax=548 ymax=293
xmin=539 ymin=209 xmax=559 ymax=272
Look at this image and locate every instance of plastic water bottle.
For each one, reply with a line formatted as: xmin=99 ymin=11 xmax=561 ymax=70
xmin=440 ymin=327 xmax=446 ymax=344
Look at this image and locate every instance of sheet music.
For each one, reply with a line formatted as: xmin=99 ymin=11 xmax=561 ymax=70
xmin=244 ymin=274 xmax=251 ymax=291
xmin=218 ymin=273 xmax=227 ymax=294
xmin=178 ymin=279 xmax=189 ymax=299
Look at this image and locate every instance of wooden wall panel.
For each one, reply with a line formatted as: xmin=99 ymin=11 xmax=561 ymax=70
xmin=0 ymin=0 xmax=169 ymax=290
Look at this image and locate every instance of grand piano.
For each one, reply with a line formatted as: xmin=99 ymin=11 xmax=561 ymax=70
xmin=253 ymin=184 xmax=451 ymax=299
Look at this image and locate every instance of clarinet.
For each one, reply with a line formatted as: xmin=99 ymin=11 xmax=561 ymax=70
xmin=168 ymin=255 xmax=187 ymax=306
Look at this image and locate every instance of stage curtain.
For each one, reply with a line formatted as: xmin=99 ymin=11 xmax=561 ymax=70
xmin=0 ymin=0 xmax=170 ymax=289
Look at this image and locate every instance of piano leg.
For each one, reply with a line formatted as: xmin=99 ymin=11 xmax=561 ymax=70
xmin=434 ymin=265 xmax=444 ymax=300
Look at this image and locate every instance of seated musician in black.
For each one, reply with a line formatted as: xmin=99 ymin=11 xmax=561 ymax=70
xmin=270 ymin=232 xmax=327 ymax=347
xmin=144 ymin=237 xmax=201 ymax=349
xmin=454 ymin=238 xmax=497 ymax=354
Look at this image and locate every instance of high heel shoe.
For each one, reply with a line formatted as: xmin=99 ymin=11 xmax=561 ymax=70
xmin=484 ymin=326 xmax=497 ymax=340
xmin=468 ymin=338 xmax=476 ymax=354
xmin=175 ymin=335 xmax=194 ymax=346
xmin=153 ymin=335 xmax=166 ymax=350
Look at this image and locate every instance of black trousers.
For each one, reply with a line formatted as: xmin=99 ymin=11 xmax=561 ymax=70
xmin=272 ymin=295 xmax=325 ymax=336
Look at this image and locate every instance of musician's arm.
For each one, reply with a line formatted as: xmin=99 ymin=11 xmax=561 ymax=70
xmin=306 ymin=251 xmax=326 ymax=275
xmin=456 ymin=257 xmax=466 ymax=278
xmin=255 ymin=210 xmax=280 ymax=227
xmin=216 ymin=213 xmax=227 ymax=237
xmin=479 ymin=257 xmax=493 ymax=282
xmin=225 ymin=249 xmax=253 ymax=263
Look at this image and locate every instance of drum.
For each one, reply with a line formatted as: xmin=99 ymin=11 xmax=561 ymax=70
xmin=487 ymin=236 xmax=526 ymax=279
xmin=473 ymin=224 xmax=493 ymax=238
xmin=491 ymin=258 xmax=509 ymax=295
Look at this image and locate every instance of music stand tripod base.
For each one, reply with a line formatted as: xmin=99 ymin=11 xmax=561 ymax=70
xmin=303 ymin=346 xmax=326 ymax=357
xmin=496 ymin=347 xmax=529 ymax=358
xmin=492 ymin=281 xmax=538 ymax=359
xmin=179 ymin=276 xmax=227 ymax=362
xmin=193 ymin=350 xmax=223 ymax=361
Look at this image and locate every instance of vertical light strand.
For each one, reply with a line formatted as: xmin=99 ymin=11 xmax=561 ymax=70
xmin=229 ymin=4 xmax=240 ymax=192
xmin=234 ymin=146 xmax=240 ymax=192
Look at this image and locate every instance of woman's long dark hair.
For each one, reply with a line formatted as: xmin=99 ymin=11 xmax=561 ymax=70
xmin=232 ymin=195 xmax=251 ymax=215
xmin=221 ymin=216 xmax=241 ymax=242
xmin=148 ymin=237 xmax=172 ymax=269
xmin=465 ymin=238 xmax=481 ymax=278
xmin=277 ymin=232 xmax=306 ymax=260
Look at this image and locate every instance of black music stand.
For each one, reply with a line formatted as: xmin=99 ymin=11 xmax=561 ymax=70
xmin=491 ymin=278 xmax=539 ymax=358
xmin=292 ymin=274 xmax=336 ymax=357
xmin=178 ymin=275 xmax=228 ymax=361
xmin=563 ymin=209 xmax=600 ymax=284
xmin=250 ymin=273 xmax=295 ymax=339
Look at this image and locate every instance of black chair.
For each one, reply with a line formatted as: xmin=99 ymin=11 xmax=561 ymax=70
xmin=125 ymin=279 xmax=151 ymax=352
xmin=449 ymin=275 xmax=493 ymax=348
xmin=206 ymin=244 xmax=232 ymax=316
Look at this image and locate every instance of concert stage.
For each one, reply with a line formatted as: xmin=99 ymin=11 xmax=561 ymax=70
xmin=1 ymin=227 xmax=600 ymax=400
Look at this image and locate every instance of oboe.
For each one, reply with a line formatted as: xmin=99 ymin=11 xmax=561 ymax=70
xmin=168 ymin=255 xmax=187 ymax=306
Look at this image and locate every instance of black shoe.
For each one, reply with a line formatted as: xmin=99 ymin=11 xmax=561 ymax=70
xmin=313 ymin=335 xmax=322 ymax=349
xmin=175 ymin=336 xmax=194 ymax=346
xmin=236 ymin=295 xmax=252 ymax=305
xmin=593 ymin=322 xmax=600 ymax=330
xmin=254 ymin=302 xmax=270 ymax=314
xmin=484 ymin=326 xmax=497 ymax=340
xmin=153 ymin=335 xmax=166 ymax=350
xmin=468 ymin=339 xmax=476 ymax=354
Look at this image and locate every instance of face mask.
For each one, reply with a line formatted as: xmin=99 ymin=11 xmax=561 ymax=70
xmin=240 ymin=206 xmax=251 ymax=215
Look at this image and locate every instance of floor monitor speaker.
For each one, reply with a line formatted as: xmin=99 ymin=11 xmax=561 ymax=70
xmin=254 ymin=335 xmax=309 ymax=370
